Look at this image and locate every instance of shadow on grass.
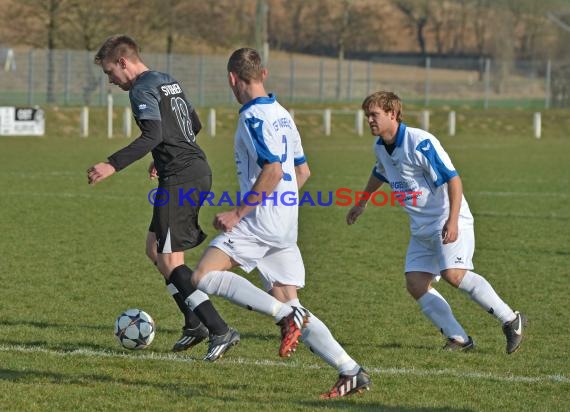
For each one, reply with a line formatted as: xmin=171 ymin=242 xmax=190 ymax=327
xmin=0 ymin=367 xmax=216 ymax=397
xmin=301 ymin=399 xmax=474 ymax=412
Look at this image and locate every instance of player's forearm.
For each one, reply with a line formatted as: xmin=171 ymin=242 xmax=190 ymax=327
xmin=446 ymin=176 xmax=463 ymax=222
xmin=358 ymin=174 xmax=384 ymax=207
xmin=236 ymin=162 xmax=283 ymax=218
xmin=295 ymin=163 xmax=310 ymax=189
xmin=108 ymin=119 xmax=162 ymax=171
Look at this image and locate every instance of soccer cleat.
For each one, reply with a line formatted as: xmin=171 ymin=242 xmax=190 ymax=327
xmin=203 ymin=327 xmax=240 ymax=362
xmin=172 ymin=323 xmax=209 ymax=352
xmin=277 ymin=307 xmax=310 ymax=358
xmin=443 ymin=336 xmax=475 ymax=352
xmin=503 ymin=311 xmax=527 ymax=354
xmin=320 ymin=368 xmax=371 ymax=399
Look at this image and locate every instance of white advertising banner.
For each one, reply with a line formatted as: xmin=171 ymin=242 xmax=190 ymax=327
xmin=0 ymin=107 xmax=45 ymax=136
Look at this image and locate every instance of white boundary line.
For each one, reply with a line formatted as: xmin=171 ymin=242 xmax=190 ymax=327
xmin=1 ymin=344 xmax=567 ymax=385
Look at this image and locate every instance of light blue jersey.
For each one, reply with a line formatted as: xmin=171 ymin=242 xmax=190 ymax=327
xmin=233 ymin=94 xmax=306 ymax=246
xmin=372 ymin=123 xmax=473 ymax=237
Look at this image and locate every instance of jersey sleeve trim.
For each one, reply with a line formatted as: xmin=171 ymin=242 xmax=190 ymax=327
xmin=372 ymin=166 xmax=389 ymax=182
xmin=294 ymin=155 xmax=307 ymax=166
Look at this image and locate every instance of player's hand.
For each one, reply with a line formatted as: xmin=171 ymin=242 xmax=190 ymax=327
xmin=213 ymin=209 xmax=241 ymax=232
xmin=87 ymin=162 xmax=116 ymax=185
xmin=442 ymin=219 xmax=459 ymax=244
xmin=148 ymin=161 xmax=158 ymax=180
xmin=346 ymin=205 xmax=366 ymax=225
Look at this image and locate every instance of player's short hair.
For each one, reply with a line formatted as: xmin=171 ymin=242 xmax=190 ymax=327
xmin=94 ymin=35 xmax=141 ymax=65
xmin=227 ymin=48 xmax=264 ymax=83
xmin=362 ymin=91 xmax=403 ymax=122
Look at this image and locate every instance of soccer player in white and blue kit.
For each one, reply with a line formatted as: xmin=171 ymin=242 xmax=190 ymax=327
xmin=347 ymin=91 xmax=526 ymax=354
xmin=190 ymin=48 xmax=370 ymax=398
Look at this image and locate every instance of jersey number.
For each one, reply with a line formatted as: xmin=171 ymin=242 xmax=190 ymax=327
xmin=281 ymin=135 xmax=292 ymax=182
xmin=171 ymin=97 xmax=195 ymax=143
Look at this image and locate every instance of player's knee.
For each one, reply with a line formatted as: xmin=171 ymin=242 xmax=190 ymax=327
xmin=405 ymin=273 xmax=430 ymax=299
xmin=441 ymin=269 xmax=465 ymax=288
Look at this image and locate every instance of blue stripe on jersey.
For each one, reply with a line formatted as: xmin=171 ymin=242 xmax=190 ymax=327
xmin=395 ymin=122 xmax=406 ymax=147
xmin=294 ymin=156 xmax=306 ymax=166
xmin=239 ymin=93 xmax=276 ymax=114
xmin=245 ymin=116 xmax=280 ymax=168
xmin=415 ymin=139 xmax=458 ymax=187
xmin=372 ymin=166 xmax=389 ymax=182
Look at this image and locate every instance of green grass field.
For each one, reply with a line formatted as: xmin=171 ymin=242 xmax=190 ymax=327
xmin=0 ymin=106 xmax=569 ymax=411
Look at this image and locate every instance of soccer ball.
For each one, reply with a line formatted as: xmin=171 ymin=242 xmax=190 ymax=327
xmin=114 ymin=308 xmax=155 ymax=350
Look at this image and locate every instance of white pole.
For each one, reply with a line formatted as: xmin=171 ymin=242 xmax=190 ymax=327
xmin=421 ymin=109 xmax=430 ymax=131
xmin=207 ymin=108 xmax=216 ymax=137
xmin=123 ymin=107 xmax=132 ymax=137
xmin=80 ymin=107 xmax=89 ymax=137
xmin=107 ymin=93 xmax=113 ymax=138
xmin=533 ymin=112 xmax=541 ymax=139
xmin=289 ymin=109 xmax=295 ymax=121
xmin=324 ymin=109 xmax=331 ymax=136
xmin=355 ymin=109 xmax=364 ymax=136
xmin=448 ymin=111 xmax=456 ymax=136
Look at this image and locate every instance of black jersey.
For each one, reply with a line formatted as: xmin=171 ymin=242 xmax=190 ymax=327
xmin=108 ymin=71 xmax=210 ymax=183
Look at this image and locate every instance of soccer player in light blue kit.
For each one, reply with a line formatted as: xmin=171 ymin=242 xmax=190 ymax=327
xmin=347 ymin=91 xmax=526 ymax=354
xmin=189 ymin=47 xmax=370 ymax=398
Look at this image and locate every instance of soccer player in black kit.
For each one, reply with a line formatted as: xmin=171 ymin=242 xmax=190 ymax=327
xmin=87 ymin=35 xmax=239 ymax=361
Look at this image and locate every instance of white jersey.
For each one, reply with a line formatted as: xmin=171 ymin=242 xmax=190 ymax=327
xmin=233 ymin=94 xmax=305 ymax=247
xmin=372 ymin=123 xmax=473 ymax=238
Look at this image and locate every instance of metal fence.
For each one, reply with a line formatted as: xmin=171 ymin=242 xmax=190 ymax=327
xmin=0 ymin=47 xmax=567 ymax=109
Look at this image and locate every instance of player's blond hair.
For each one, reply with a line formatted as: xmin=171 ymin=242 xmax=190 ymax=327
xmin=94 ymin=35 xmax=141 ymax=65
xmin=362 ymin=91 xmax=403 ymax=122
xmin=227 ymin=48 xmax=264 ymax=84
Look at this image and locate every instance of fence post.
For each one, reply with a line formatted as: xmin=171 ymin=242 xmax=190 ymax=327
xmin=533 ymin=112 xmax=541 ymax=139
xmin=80 ymin=107 xmax=89 ymax=137
xmin=448 ymin=111 xmax=456 ymax=136
xmin=323 ymin=109 xmax=331 ymax=136
xmin=484 ymin=58 xmax=491 ymax=109
xmin=123 ymin=106 xmax=132 ymax=137
xmin=355 ymin=110 xmax=364 ymax=136
xmin=424 ymin=56 xmax=431 ymax=107
xmin=545 ymin=59 xmax=551 ymax=109
xmin=289 ymin=55 xmax=295 ymax=103
xmin=27 ymin=49 xmax=34 ymax=105
xmin=319 ymin=59 xmax=324 ymax=102
xmin=107 ymin=93 xmax=113 ymax=138
xmin=64 ymin=50 xmax=71 ymax=106
xmin=420 ymin=110 xmax=430 ymax=131
xmin=207 ymin=108 xmax=216 ymax=137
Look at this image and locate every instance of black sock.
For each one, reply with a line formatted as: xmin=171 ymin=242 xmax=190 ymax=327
xmin=166 ymin=279 xmax=201 ymax=329
xmin=170 ymin=265 xmax=229 ymax=335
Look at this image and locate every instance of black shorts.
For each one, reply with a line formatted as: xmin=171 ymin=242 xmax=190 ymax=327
xmin=149 ymin=174 xmax=211 ymax=253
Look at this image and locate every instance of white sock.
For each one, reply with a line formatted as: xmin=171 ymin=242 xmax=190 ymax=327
xmin=418 ymin=288 xmax=469 ymax=343
xmin=197 ymin=271 xmax=291 ymax=322
xmin=286 ymin=299 xmax=359 ymax=375
xmin=184 ymin=289 xmax=209 ymax=310
xmin=459 ymin=271 xmax=516 ymax=324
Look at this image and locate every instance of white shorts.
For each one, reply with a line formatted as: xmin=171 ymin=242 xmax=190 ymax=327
xmin=209 ymin=225 xmax=305 ymax=291
xmin=405 ymin=226 xmax=475 ymax=277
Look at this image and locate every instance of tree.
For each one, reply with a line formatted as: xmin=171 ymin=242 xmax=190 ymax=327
xmin=394 ymin=0 xmax=431 ymax=55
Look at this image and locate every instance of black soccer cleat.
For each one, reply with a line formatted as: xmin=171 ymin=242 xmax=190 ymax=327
xmin=320 ymin=368 xmax=371 ymax=399
xmin=443 ymin=336 xmax=475 ymax=352
xmin=503 ymin=311 xmax=527 ymax=354
xmin=172 ymin=323 xmax=209 ymax=352
xmin=203 ymin=327 xmax=240 ymax=362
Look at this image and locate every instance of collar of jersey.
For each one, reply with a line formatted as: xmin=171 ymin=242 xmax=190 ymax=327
xmin=239 ymin=93 xmax=276 ymax=113
xmin=376 ymin=122 xmax=407 ymax=147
